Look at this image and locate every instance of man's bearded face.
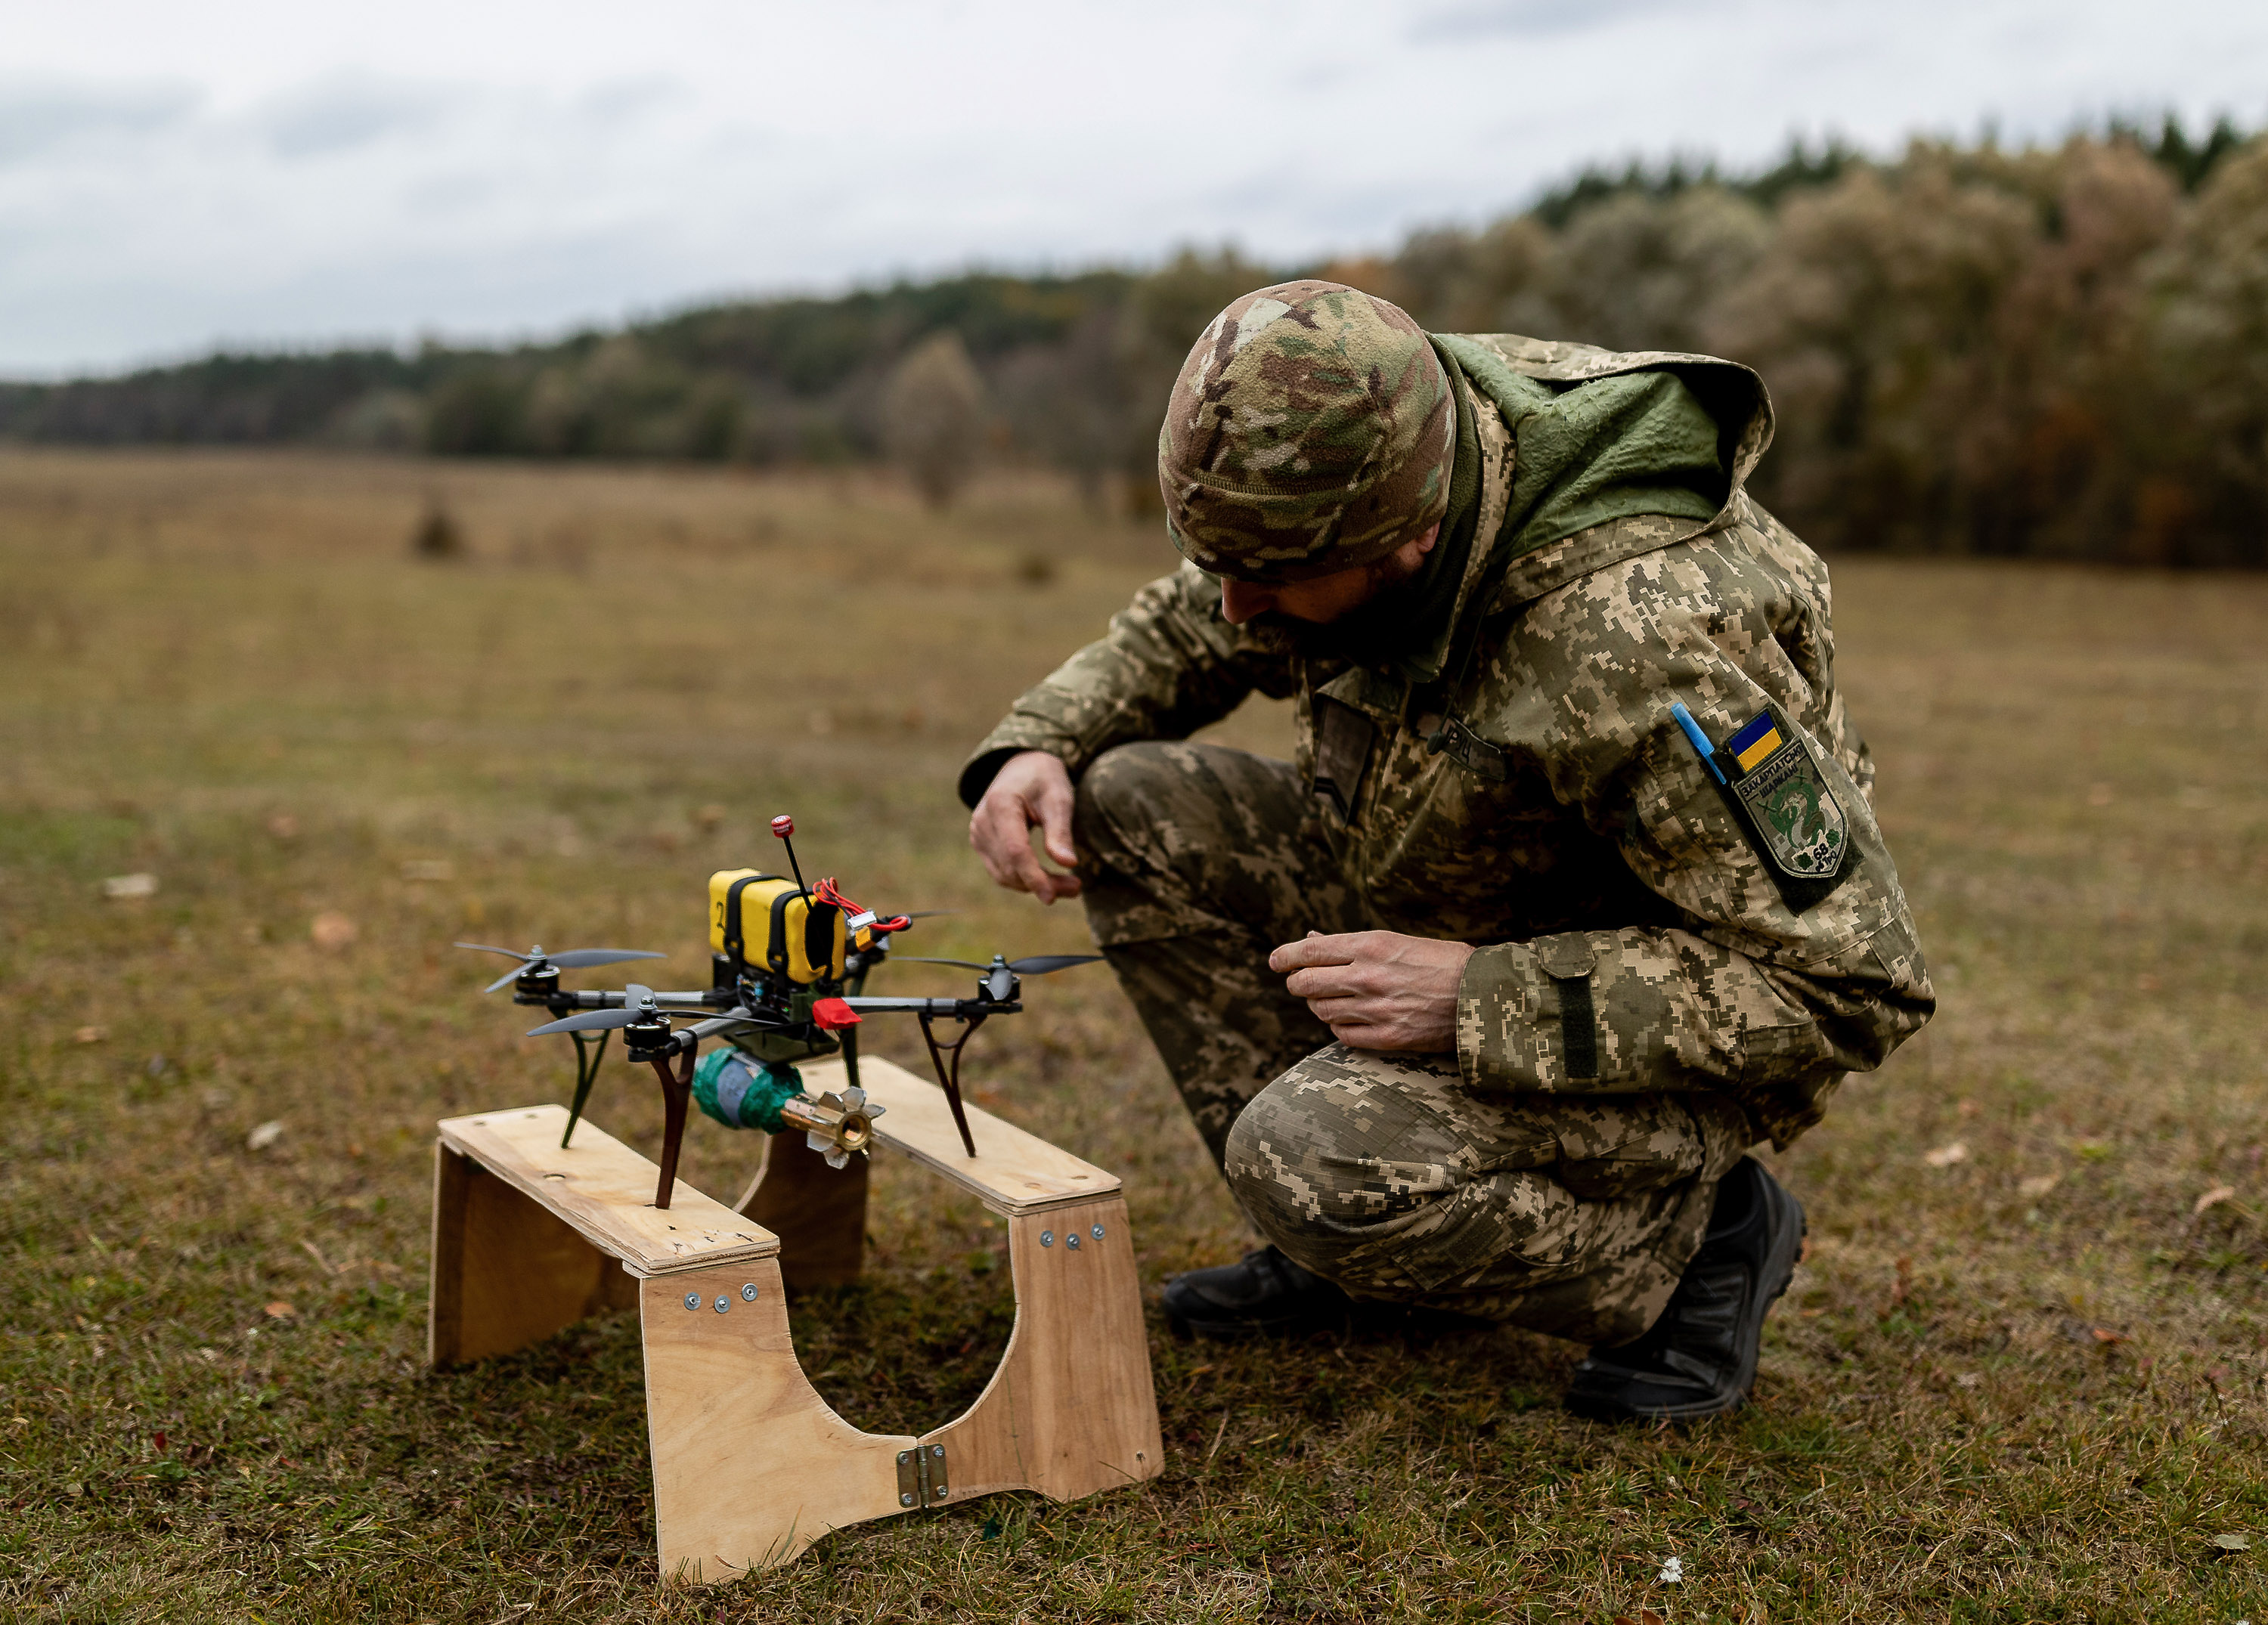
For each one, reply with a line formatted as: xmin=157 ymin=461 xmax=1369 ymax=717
xmin=1226 ymin=545 xmax=1432 ymax=656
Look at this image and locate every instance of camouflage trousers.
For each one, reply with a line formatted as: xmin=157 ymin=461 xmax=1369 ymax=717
xmin=1075 ymin=741 xmax=1752 ymax=1344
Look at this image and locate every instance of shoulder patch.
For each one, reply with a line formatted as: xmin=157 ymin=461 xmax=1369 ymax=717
xmin=1670 ymin=700 xmax=1852 ymax=911
xmin=1725 ymin=711 xmax=1847 ymax=880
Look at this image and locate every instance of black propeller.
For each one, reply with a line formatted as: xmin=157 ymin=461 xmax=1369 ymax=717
xmin=527 ymin=991 xmax=758 ymax=1039
xmin=892 ymin=955 xmax=1102 ymax=976
xmin=894 ymin=952 xmax=1102 ymax=1007
xmin=457 ymin=942 xmax=665 ymax=994
xmin=527 ymin=984 xmax=658 ymax=1036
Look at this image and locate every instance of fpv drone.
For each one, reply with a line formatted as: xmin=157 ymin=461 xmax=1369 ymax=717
xmin=457 ymin=814 xmax=1098 ymax=1208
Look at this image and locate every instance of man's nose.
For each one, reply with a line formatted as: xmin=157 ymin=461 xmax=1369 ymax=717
xmin=1219 ymin=580 xmax=1274 ymax=624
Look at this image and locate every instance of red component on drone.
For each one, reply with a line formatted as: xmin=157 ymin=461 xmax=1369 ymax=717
xmin=812 ymin=877 xmax=912 ymax=935
xmin=770 ymin=814 xmax=795 ymax=838
xmin=811 ymin=997 xmax=862 ymax=1029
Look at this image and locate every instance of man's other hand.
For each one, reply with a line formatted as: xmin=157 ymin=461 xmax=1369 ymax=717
xmin=1270 ymin=930 xmax=1474 ymax=1052
xmin=969 ymin=750 xmax=1083 ymax=905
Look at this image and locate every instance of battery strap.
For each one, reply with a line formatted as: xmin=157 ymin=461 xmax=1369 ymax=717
xmin=768 ymin=887 xmax=798 ymax=975
xmin=723 ymin=874 xmax=777 ymax=967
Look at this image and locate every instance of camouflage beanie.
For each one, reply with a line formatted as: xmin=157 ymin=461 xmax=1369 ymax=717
xmin=1157 ymin=281 xmax=1455 ymax=583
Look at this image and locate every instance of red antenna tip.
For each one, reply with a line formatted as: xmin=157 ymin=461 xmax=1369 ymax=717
xmin=770 ymin=815 xmax=795 ymax=838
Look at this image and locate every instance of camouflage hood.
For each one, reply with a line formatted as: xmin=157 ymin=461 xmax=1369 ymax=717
xmin=1158 ymin=281 xmax=1456 ymax=583
xmin=1436 ymin=331 xmax=1775 ymax=572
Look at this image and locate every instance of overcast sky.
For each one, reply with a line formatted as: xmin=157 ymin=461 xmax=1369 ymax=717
xmin=4 ymin=0 xmax=2264 ymax=377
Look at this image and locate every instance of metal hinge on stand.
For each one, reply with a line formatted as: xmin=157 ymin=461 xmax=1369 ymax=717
xmin=895 ymin=1442 xmax=950 ymax=1508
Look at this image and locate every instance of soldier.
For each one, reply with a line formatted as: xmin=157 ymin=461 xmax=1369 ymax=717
xmin=960 ymin=282 xmax=1933 ymax=1420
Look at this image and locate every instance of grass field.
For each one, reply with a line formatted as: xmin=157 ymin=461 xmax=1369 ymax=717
xmin=2 ymin=448 xmax=2264 ymax=1623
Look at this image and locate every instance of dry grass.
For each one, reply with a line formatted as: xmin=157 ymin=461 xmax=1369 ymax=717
xmin=2 ymin=447 xmax=2263 ymax=1623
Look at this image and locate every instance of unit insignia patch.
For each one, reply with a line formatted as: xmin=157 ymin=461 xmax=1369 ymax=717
xmin=1725 ymin=710 xmax=1847 ymax=879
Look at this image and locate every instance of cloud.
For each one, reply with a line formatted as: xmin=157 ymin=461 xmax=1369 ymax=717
xmin=0 ymin=0 xmax=2264 ymax=374
xmin=1408 ymin=0 xmax=1706 ymax=42
xmin=0 ymin=79 xmax=197 ymax=166
xmin=256 ymin=72 xmax=451 ymax=159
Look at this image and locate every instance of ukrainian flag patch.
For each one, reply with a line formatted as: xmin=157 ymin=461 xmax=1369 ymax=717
xmin=1727 ymin=711 xmax=1784 ymax=773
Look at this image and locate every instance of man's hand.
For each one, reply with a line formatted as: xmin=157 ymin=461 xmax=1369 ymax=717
xmin=1270 ymin=930 xmax=1474 ymax=1053
xmin=968 ymin=750 xmax=1083 ymax=905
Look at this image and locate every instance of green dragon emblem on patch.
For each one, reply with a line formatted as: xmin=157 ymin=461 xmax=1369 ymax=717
xmin=1724 ymin=710 xmax=1847 ymax=879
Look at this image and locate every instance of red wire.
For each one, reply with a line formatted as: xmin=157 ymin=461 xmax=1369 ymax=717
xmin=813 ymin=877 xmax=910 ymax=934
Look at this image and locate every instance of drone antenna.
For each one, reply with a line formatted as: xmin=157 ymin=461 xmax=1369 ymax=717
xmin=770 ymin=813 xmax=810 ymax=896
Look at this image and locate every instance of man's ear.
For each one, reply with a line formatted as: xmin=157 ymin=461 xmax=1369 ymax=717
xmin=1397 ymin=522 xmax=1441 ymax=569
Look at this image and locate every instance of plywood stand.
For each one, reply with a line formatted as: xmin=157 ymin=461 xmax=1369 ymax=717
xmin=427 ymin=1056 xmax=1163 ymax=1581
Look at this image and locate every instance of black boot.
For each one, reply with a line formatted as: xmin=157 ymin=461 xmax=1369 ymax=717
xmin=1563 ymin=1157 xmax=1806 ymax=1422
xmin=1162 ymin=1245 xmax=1352 ymax=1341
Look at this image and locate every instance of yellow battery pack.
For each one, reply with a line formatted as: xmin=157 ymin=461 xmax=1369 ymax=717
xmin=708 ymin=870 xmax=847 ymax=984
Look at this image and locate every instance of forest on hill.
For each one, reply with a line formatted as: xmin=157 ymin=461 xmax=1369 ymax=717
xmin=2 ymin=119 xmax=2263 ymax=566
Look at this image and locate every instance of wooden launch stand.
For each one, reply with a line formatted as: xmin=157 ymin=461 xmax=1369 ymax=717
xmin=427 ymin=1055 xmax=1163 ymax=1581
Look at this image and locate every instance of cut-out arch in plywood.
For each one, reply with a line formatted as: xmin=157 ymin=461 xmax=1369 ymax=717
xmin=428 ymin=1057 xmax=1163 ymax=1580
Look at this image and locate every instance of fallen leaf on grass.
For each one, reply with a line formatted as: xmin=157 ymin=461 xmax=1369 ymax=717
xmin=1955 ymin=1372 xmax=1982 ymax=1388
xmin=262 ymin=1302 xmax=296 ymax=1320
xmin=73 ymin=1026 xmax=105 ymax=1045
xmin=309 ymin=911 xmax=358 ymax=949
xmin=102 ymin=872 xmax=157 ymax=899
xmin=1612 ymin=1612 xmax=1666 ymax=1625
xmin=2209 ymin=1531 xmax=2251 ymax=1552
xmin=1923 ymin=1142 xmax=1969 ymax=1168
xmin=1880 ymin=1255 xmax=1916 ymax=1319
xmin=2193 ymin=1185 xmax=2237 ymax=1217
xmin=246 ymin=1120 xmax=284 ymax=1152
xmin=2018 ymin=1174 xmax=2060 ymax=1198
xmin=2090 ymin=1326 xmax=2128 ymax=1345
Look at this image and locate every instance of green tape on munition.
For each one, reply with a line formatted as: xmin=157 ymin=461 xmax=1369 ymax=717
xmin=691 ymin=1048 xmax=800 ymax=1132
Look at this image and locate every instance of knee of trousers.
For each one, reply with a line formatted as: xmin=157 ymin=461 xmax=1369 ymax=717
xmin=1222 ymin=1048 xmax=1746 ymax=1301
xmin=1219 ymin=1057 xmax=1528 ymax=1298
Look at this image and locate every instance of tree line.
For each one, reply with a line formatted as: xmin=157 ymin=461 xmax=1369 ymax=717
xmin=2 ymin=119 xmax=2262 ymax=565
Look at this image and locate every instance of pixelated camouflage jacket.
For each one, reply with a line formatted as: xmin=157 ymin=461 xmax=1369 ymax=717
xmin=961 ymin=333 xmax=1935 ymax=1148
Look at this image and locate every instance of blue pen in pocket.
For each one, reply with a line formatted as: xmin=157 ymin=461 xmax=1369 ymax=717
xmin=1670 ymin=701 xmax=1725 ymax=785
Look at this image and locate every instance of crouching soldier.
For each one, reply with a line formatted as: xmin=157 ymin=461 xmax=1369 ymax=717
xmin=961 ymin=281 xmax=1933 ymax=1420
